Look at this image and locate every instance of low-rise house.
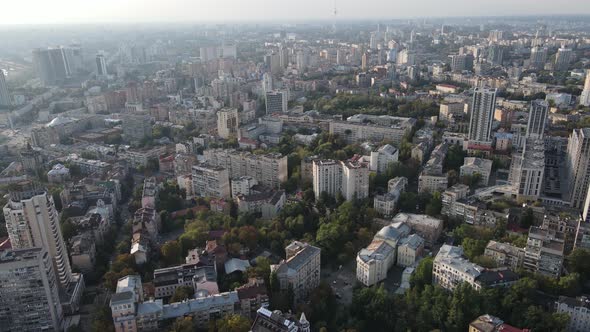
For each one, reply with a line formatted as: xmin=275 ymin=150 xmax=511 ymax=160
xmin=69 ymin=233 xmax=96 ymax=273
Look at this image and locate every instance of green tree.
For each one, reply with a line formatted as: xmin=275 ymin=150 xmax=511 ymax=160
xmin=170 ymin=286 xmax=194 ymax=303
xmin=216 ymin=314 xmax=252 ymax=332
xmin=567 ymin=248 xmax=590 ymax=279
xmin=410 ymin=256 xmax=433 ymax=290
xmin=169 ymin=317 xmax=194 ymax=332
xmin=161 ymin=240 xmax=182 ymax=266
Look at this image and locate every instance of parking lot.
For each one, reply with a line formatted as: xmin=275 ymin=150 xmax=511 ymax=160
xmin=322 ymin=262 xmax=357 ymax=305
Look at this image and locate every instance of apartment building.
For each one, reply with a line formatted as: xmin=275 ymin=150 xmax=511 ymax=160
xmin=191 ymin=164 xmax=231 ymax=198
xmin=271 ymin=241 xmax=321 ymax=303
xmin=329 ymin=114 xmax=416 ymax=145
xmin=556 ymin=296 xmax=590 ymax=332
xmin=523 ymin=226 xmax=565 ymax=278
xmin=203 ymin=149 xmax=287 ymax=189
xmin=0 ymin=248 xmax=64 ymax=332
xmin=484 ymin=240 xmax=525 ymax=270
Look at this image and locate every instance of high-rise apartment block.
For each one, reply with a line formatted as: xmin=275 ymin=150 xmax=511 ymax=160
xmin=529 ymin=46 xmax=548 ymax=70
xmin=526 ymin=100 xmax=548 ymax=139
xmin=0 ymin=69 xmax=11 ymax=107
xmin=509 ymin=139 xmax=545 ymax=201
xmin=3 ymin=183 xmax=73 ymax=287
xmin=0 ymin=248 xmax=64 ymax=332
xmin=580 ymin=69 xmax=590 ymax=107
xmin=216 ymin=108 xmax=239 ymax=139
xmin=566 ymin=128 xmax=590 ymax=208
xmin=312 ymin=157 xmax=370 ymax=201
xmin=468 ymin=88 xmax=497 ymax=147
xmin=32 ymin=47 xmax=80 ymax=86
xmin=96 ymin=53 xmax=108 ymax=77
xmin=554 ymin=48 xmax=573 ymax=71
xmin=191 ymin=164 xmax=231 ymax=198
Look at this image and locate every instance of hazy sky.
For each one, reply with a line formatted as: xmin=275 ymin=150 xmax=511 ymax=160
xmin=3 ymin=0 xmax=590 ymax=24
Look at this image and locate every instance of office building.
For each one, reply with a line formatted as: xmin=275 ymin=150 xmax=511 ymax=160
xmin=203 ymin=149 xmax=288 ymax=189
xmin=529 ymin=46 xmax=548 ymax=70
xmin=555 ymin=48 xmax=573 ymax=71
xmin=96 ymin=53 xmax=108 ymax=77
xmin=526 ymin=100 xmax=548 ymax=139
xmin=523 ymin=226 xmax=565 ymax=278
xmin=468 ymin=88 xmax=497 ymax=146
xmin=3 ymin=182 xmax=73 ymax=287
xmin=265 ymin=90 xmax=288 ymax=114
xmin=556 ymin=296 xmax=590 ymax=332
xmin=191 ymin=164 xmax=231 ymax=198
xmin=566 ymin=128 xmax=590 ymax=208
xmin=0 ymin=248 xmax=64 ymax=332
xmin=580 ymin=69 xmax=590 ymax=107
xmin=271 ymin=241 xmax=321 ymax=303
xmin=122 ymin=115 xmax=152 ymax=144
xmin=0 ymin=69 xmax=11 ymax=106
xmin=216 ymin=108 xmax=239 ymax=139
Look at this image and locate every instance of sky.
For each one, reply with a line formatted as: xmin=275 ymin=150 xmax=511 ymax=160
xmin=3 ymin=0 xmax=590 ymax=25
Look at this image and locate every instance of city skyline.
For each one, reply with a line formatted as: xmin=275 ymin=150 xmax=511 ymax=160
xmin=2 ymin=0 xmax=590 ymax=25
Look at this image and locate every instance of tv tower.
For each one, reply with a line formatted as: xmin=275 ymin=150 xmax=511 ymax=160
xmin=332 ymin=0 xmax=337 ymax=32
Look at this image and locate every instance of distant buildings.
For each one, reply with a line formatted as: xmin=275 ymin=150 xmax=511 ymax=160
xmin=265 ymin=90 xmax=288 ymax=114
xmin=580 ymin=69 xmax=590 ymax=107
xmin=32 ymin=47 xmax=80 ymax=86
xmin=122 ymin=114 xmax=152 ymax=144
xmin=216 ymin=108 xmax=239 ymax=139
xmin=0 ymin=69 xmax=11 ymax=107
xmin=271 ymin=241 xmax=321 ymax=303
xmin=529 ymin=46 xmax=548 ymax=70
xmin=555 ymin=48 xmax=573 ymax=71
